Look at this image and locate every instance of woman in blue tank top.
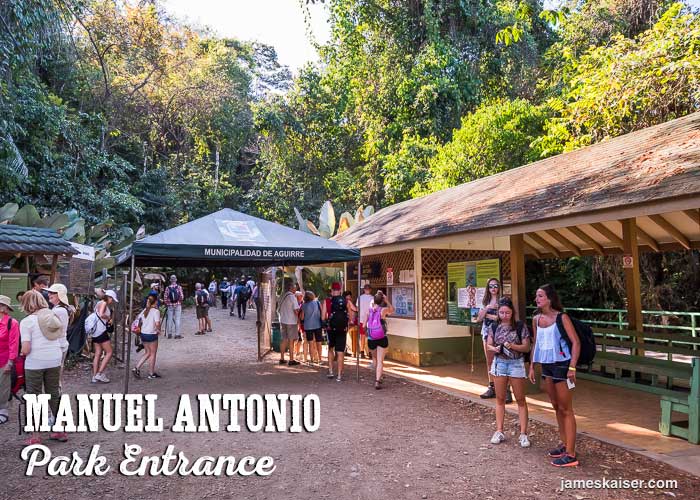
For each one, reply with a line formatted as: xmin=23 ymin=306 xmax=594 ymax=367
xmin=528 ymin=284 xmax=581 ymax=468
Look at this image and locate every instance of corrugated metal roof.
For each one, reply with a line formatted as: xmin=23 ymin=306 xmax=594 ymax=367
xmin=335 ymin=111 xmax=700 ymax=249
xmin=0 ymin=225 xmax=79 ymax=255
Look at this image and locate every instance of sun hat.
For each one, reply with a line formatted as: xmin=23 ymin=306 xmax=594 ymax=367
xmin=36 ymin=308 xmax=63 ymax=340
xmin=46 ymin=283 xmax=69 ymax=306
xmin=331 ymin=282 xmax=342 ymax=291
xmin=104 ymin=290 xmax=119 ymax=302
xmin=170 ymin=275 xmax=177 ymax=281
xmin=0 ymin=295 xmax=14 ymax=311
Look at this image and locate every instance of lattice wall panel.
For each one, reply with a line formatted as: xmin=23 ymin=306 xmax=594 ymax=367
xmin=422 ymin=277 xmax=446 ymax=320
xmin=422 ymin=249 xmax=511 ymax=320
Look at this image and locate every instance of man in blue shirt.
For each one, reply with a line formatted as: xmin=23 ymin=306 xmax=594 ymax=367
xmin=232 ymin=280 xmax=251 ymax=319
xmin=219 ymin=278 xmax=230 ymax=309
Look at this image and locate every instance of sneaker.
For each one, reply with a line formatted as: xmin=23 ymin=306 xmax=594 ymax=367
xmin=481 ymin=384 xmax=496 ymax=399
xmin=505 ymin=390 xmax=514 ymax=404
xmin=167 ymin=334 xmax=173 ymax=339
xmin=91 ymin=375 xmax=99 ymax=384
xmin=174 ymin=335 xmax=183 ymax=339
xmin=147 ymin=373 xmax=162 ymax=379
xmin=519 ymin=434 xmax=531 ymax=448
xmin=207 ymin=328 xmax=212 ymax=333
xmin=279 ymin=359 xmax=287 ymax=364
xmin=97 ymin=373 xmax=110 ymax=383
xmin=132 ymin=368 xmax=141 ymax=379
xmin=551 ymin=454 xmax=579 ymax=467
xmin=336 ymin=376 xmax=342 ymax=382
xmin=548 ymin=444 xmax=567 ymax=458
xmin=50 ymin=432 xmax=68 ymax=442
xmin=490 ymin=431 xmax=506 ymax=444
xmin=288 ymin=360 xmax=300 ymax=366
xmin=326 ymin=373 xmax=335 ymax=379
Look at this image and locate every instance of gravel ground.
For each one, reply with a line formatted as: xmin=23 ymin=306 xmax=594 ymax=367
xmin=1 ymin=306 xmax=697 ymax=500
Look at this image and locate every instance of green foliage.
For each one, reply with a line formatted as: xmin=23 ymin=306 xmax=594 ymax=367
xmin=419 ymin=99 xmax=550 ymax=195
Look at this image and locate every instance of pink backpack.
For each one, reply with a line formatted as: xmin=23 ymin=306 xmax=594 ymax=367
xmin=366 ymin=306 xmax=385 ymax=340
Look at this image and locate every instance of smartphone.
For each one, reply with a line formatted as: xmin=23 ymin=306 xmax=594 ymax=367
xmin=566 ymin=378 xmax=576 ymax=390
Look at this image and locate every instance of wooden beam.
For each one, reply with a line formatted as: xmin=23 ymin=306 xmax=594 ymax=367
xmin=526 ymin=232 xmax=562 ymax=258
xmin=509 ymin=234 xmax=527 ymax=322
xmin=648 ymin=214 xmax=691 ymax=250
xmin=635 ymin=225 xmax=660 ymax=252
xmin=522 ymin=241 xmax=542 ymax=259
xmin=621 ymin=218 xmax=644 ymax=355
xmin=50 ymin=255 xmax=58 ymax=284
xmin=545 ymin=229 xmax=582 ymax=257
xmin=567 ymin=225 xmax=605 ymax=255
xmin=683 ymin=209 xmax=700 ymax=227
xmin=590 ymin=222 xmax=625 ymax=249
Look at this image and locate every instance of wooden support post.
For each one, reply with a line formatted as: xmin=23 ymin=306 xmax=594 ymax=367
xmin=621 ymin=218 xmax=644 ymax=356
xmin=50 ymin=255 xmax=58 ymax=283
xmin=509 ymin=234 xmax=527 ymax=323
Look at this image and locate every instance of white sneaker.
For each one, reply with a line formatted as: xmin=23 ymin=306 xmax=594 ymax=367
xmin=519 ymin=433 xmax=531 ymax=448
xmin=97 ymin=373 xmax=110 ymax=383
xmin=490 ymin=431 xmax=506 ymax=444
xmin=91 ymin=375 xmax=99 ymax=384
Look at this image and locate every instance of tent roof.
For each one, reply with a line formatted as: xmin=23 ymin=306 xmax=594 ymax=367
xmin=130 ymin=208 xmax=359 ymax=267
xmin=0 ymin=225 xmax=78 ymax=256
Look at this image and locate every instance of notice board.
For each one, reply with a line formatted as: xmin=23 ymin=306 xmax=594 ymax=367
xmin=446 ymin=258 xmax=501 ymax=326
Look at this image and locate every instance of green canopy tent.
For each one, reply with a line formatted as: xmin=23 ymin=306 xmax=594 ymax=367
xmin=121 ymin=208 xmax=361 ymax=391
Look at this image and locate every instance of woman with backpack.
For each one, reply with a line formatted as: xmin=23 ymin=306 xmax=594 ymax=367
xmin=299 ymin=291 xmax=323 ymax=365
xmin=20 ymin=290 xmax=66 ymax=444
xmin=0 ymin=295 xmax=20 ymax=425
xmin=366 ymin=291 xmax=394 ymax=390
xmin=528 ymin=284 xmax=581 ymax=467
xmin=90 ymin=290 xmax=117 ymax=384
xmin=132 ymin=294 xmax=162 ymax=379
xmin=487 ymin=297 xmax=531 ymax=447
xmin=194 ymin=283 xmax=209 ymax=336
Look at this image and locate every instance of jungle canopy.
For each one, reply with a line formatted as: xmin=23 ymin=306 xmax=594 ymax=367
xmin=129 ymin=208 xmax=359 ymax=267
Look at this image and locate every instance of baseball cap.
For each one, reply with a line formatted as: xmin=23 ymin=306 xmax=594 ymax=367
xmin=104 ymin=290 xmax=119 ymax=302
xmin=331 ymin=282 xmax=341 ymax=291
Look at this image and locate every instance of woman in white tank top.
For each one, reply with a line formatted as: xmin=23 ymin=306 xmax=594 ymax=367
xmin=528 ymin=284 xmax=581 ymax=468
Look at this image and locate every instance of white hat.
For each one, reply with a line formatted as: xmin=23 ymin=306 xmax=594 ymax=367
xmin=36 ymin=308 xmax=63 ymax=340
xmin=170 ymin=275 xmax=177 ymax=281
xmin=104 ymin=290 xmax=119 ymax=302
xmin=0 ymin=295 xmax=14 ymax=311
xmin=46 ymin=283 xmax=69 ymax=306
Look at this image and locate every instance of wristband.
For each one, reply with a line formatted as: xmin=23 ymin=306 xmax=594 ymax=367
xmin=568 ymin=366 xmax=576 ymax=372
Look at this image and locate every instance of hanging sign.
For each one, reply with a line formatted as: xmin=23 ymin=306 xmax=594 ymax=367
xmin=622 ymin=255 xmax=634 ymax=269
xmin=386 ymin=267 xmax=394 ymax=286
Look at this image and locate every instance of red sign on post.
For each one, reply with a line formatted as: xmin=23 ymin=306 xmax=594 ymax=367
xmin=622 ymin=255 xmax=634 ymax=269
xmin=386 ymin=267 xmax=394 ymax=286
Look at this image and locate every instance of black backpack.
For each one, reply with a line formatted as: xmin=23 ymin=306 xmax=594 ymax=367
xmin=239 ymin=286 xmax=251 ymax=301
xmin=168 ymin=286 xmax=180 ymax=304
xmin=196 ymin=290 xmax=208 ymax=306
xmin=328 ymin=296 xmax=348 ymax=330
xmin=492 ymin=320 xmax=530 ymax=362
xmin=556 ymin=313 xmax=597 ymax=367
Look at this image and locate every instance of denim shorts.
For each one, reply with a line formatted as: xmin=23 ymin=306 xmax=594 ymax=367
xmin=490 ymin=357 xmax=527 ymax=378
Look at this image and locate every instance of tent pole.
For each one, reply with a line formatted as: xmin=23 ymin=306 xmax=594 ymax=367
xmin=124 ymin=255 xmax=135 ymax=393
xmin=356 ymin=260 xmax=361 ymax=382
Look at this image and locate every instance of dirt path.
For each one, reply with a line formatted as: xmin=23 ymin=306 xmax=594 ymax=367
xmin=1 ymin=306 xmax=696 ymax=499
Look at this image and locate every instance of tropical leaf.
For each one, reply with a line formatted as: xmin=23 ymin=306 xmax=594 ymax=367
xmin=0 ymin=203 xmax=19 ymax=223
xmin=293 ymin=207 xmax=309 ymax=232
xmin=319 ymin=200 xmax=336 ymax=237
xmin=93 ymin=257 xmax=116 ymax=274
xmin=40 ymin=212 xmax=70 ymax=230
xmin=11 ymin=204 xmax=41 ymax=227
xmin=63 ymin=219 xmax=86 ymax=243
xmin=337 ymin=212 xmax=355 ymax=233
xmin=2 ymin=134 xmax=28 ymax=179
xmin=88 ymin=221 xmax=113 ymax=241
xmin=110 ymin=235 xmax=135 ymax=254
xmin=306 ymin=219 xmax=321 ymax=236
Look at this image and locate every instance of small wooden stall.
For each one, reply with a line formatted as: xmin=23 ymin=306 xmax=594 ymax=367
xmin=0 ymin=224 xmax=78 ymax=318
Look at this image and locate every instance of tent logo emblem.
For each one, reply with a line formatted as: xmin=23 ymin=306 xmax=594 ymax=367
xmin=215 ymin=219 xmax=267 ymax=242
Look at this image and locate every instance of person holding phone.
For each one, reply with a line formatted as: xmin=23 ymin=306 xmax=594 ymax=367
xmin=528 ymin=284 xmax=581 ymax=467
xmin=486 ymin=298 xmax=531 ymax=447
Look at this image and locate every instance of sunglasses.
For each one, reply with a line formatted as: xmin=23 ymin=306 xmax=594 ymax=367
xmin=488 ymin=284 xmax=499 ymax=289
